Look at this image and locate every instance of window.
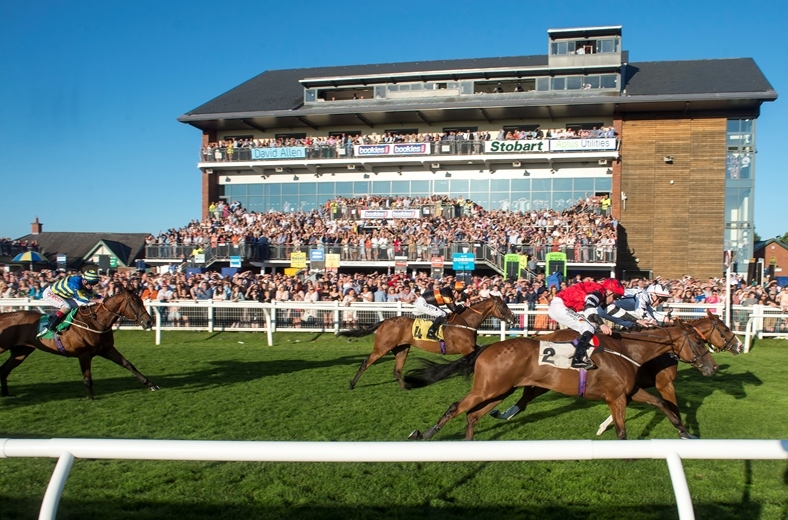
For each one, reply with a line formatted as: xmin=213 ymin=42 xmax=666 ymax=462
xmin=596 ymin=39 xmax=619 ymax=53
xmin=551 ymin=77 xmax=566 ymax=90
xmin=566 ymin=76 xmax=583 ymax=90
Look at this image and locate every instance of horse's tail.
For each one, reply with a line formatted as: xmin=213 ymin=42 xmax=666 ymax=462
xmin=336 ymin=321 xmax=383 ymax=338
xmin=404 ymin=344 xmax=490 ymax=389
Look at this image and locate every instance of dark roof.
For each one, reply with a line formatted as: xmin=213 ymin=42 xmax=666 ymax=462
xmin=755 ymin=238 xmax=788 ymax=253
xmin=623 ymin=58 xmax=775 ymax=97
xmin=180 ymin=56 xmax=775 ymax=119
xmin=11 ymin=232 xmax=149 ymax=268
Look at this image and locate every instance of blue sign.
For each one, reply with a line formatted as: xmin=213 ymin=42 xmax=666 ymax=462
xmin=452 ymin=252 xmax=475 ymax=271
xmin=310 ymin=249 xmax=325 ymax=262
xmin=230 ymin=256 xmax=242 ymax=268
xmin=251 ymin=146 xmax=307 ymax=160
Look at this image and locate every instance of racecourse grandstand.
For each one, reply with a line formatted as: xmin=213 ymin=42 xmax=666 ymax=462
xmin=177 ymin=25 xmax=777 ymax=280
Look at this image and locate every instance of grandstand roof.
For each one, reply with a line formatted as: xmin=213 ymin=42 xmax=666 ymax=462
xmin=179 ymin=56 xmax=776 ymax=128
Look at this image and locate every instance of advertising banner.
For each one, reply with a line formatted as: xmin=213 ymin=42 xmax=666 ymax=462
xmin=290 ymin=251 xmax=307 ymax=268
xmin=452 ymin=252 xmax=475 ymax=271
xmin=354 ymin=143 xmax=431 ymax=157
xmin=549 ymin=138 xmax=617 ymax=151
xmin=359 ymin=209 xmax=420 ymax=219
xmin=251 ymin=147 xmax=307 ymax=160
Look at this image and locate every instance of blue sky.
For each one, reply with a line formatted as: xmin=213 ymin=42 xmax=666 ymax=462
xmin=1 ymin=0 xmax=784 ymax=241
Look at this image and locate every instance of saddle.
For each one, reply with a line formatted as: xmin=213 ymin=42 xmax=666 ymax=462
xmin=412 ymin=318 xmax=444 ymax=341
xmin=37 ymin=308 xmax=78 ymax=339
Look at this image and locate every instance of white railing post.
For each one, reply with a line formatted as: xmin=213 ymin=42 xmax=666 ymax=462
xmin=39 ymin=451 xmax=75 ymax=520
xmin=151 ymin=305 xmax=162 ymax=345
xmin=665 ymin=452 xmax=694 ymax=520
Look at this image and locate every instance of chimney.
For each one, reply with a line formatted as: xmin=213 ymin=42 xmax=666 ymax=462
xmin=31 ymin=217 xmax=43 ymax=235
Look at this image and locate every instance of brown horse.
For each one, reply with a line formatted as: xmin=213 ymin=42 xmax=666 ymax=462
xmin=338 ymin=295 xmax=517 ymax=390
xmin=491 ymin=310 xmax=743 ymax=439
xmin=0 ymin=289 xmax=159 ymax=400
xmin=405 ymin=320 xmax=716 ymax=440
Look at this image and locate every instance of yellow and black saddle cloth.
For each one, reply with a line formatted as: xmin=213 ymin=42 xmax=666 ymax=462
xmin=37 ymin=309 xmax=79 ymax=339
xmin=412 ymin=318 xmax=445 ymax=341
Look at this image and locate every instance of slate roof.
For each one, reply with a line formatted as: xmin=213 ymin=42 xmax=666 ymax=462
xmin=180 ymin=55 xmax=775 ymax=118
xmin=8 ymin=232 xmax=150 ymax=269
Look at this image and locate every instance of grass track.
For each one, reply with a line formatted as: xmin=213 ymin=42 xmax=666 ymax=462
xmin=1 ymin=331 xmax=786 ymax=519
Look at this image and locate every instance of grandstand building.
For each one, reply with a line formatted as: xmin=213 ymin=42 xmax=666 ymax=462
xmin=177 ymin=25 xmax=776 ymax=279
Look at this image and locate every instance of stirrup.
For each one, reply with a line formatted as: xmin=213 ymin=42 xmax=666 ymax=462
xmin=571 ymin=357 xmax=596 ymax=370
xmin=37 ymin=328 xmax=51 ymax=338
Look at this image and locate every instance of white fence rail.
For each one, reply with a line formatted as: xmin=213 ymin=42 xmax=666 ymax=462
xmin=1 ymin=437 xmax=785 ymax=520
xmin=1 ymin=299 xmax=786 ymax=347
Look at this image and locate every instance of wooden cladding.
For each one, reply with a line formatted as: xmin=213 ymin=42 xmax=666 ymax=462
xmin=618 ymin=118 xmax=727 ymax=279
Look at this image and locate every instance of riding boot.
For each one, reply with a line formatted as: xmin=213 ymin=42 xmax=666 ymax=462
xmin=571 ymin=331 xmax=596 ymax=370
xmin=426 ymin=315 xmax=446 ymax=340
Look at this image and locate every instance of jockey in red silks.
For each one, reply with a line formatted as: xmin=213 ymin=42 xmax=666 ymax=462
xmin=548 ymin=278 xmax=625 ymax=369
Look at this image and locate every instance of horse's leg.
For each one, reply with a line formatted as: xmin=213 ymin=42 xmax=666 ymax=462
xmin=490 ymin=386 xmax=550 ymax=420
xmin=465 ymin=389 xmax=516 ymax=440
xmin=629 ymin=387 xmax=693 ymax=439
xmin=77 ymin=355 xmax=96 ymax=400
xmin=606 ymin=394 xmax=629 ymax=440
xmin=98 ymin=346 xmax=160 ymax=392
xmin=391 ymin=345 xmax=410 ymax=390
xmin=410 ymin=389 xmax=492 ymax=441
xmin=0 ymin=345 xmax=36 ymax=397
xmin=349 ymin=337 xmax=392 ymax=390
xmin=653 ymin=366 xmax=681 ymax=430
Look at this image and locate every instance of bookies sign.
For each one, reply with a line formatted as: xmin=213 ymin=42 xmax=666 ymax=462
xmin=354 ymin=143 xmax=431 ymax=156
xmin=251 ymin=147 xmax=307 ymax=160
xmin=359 ymin=209 xmax=420 ymax=219
xmin=485 ymin=139 xmax=618 ymax=153
xmin=452 ymin=252 xmax=475 ymax=271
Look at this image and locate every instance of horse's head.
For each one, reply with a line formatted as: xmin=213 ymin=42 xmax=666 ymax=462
xmin=674 ymin=320 xmax=718 ymax=377
xmin=105 ymin=290 xmax=153 ymax=330
xmin=699 ymin=309 xmax=743 ymax=355
xmin=491 ymin=295 xmax=517 ymax=326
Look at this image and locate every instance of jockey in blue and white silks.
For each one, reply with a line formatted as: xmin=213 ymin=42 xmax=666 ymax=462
xmin=38 ymin=269 xmax=102 ymax=337
xmin=604 ymin=283 xmax=672 ymax=327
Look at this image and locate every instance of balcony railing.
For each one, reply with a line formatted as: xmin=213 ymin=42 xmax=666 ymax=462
xmin=199 ymin=138 xmax=618 ymax=164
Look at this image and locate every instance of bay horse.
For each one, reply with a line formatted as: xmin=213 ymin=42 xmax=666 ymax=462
xmin=0 ymin=289 xmax=159 ymax=400
xmin=338 ymin=296 xmax=516 ymax=390
xmin=405 ymin=320 xmax=716 ymax=441
xmin=490 ymin=310 xmax=743 ymax=439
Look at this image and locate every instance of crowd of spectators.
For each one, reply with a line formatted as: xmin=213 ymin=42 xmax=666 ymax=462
xmin=146 ymin=194 xmax=617 ymax=265
xmin=1 ymin=267 xmax=786 ymax=332
xmin=201 ymin=126 xmax=617 ymax=162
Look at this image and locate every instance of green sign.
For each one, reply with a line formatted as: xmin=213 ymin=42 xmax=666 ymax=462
xmin=109 ymin=257 xmax=117 ymax=268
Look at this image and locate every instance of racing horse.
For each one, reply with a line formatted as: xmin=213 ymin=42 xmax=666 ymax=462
xmin=405 ymin=320 xmax=716 ymax=440
xmin=338 ymin=295 xmax=517 ymax=390
xmin=0 ymin=289 xmax=159 ymax=400
xmin=490 ymin=310 xmax=743 ymax=438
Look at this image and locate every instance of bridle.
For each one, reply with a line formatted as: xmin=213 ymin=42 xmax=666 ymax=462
xmin=702 ymin=317 xmax=739 ymax=353
xmin=619 ymin=325 xmax=713 ymax=371
xmin=73 ymin=292 xmax=148 ymax=333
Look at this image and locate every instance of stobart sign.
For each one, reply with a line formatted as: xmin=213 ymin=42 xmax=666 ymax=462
xmin=485 ymin=140 xmax=549 ymax=153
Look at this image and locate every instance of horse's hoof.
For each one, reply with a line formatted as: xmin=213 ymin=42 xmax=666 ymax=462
xmin=679 ymin=432 xmax=698 ymax=440
xmin=489 ymin=409 xmax=502 ymax=419
xmin=349 ymin=381 xmax=356 ymax=390
xmin=150 ymin=385 xmax=160 ymax=392
xmin=408 ymin=430 xmax=423 ymax=441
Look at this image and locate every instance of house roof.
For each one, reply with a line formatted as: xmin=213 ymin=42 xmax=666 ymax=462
xmin=9 ymin=232 xmax=149 ymax=268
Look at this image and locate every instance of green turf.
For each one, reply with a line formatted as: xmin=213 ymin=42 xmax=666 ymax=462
xmin=1 ymin=331 xmax=786 ymax=519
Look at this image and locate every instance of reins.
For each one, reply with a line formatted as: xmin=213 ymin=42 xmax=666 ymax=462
xmin=70 ymin=292 xmax=144 ymax=334
xmin=613 ymin=325 xmax=710 ymax=369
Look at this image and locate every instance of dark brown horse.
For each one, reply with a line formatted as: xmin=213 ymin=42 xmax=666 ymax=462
xmin=338 ymin=296 xmax=516 ymax=390
xmin=491 ymin=310 xmax=743 ymax=439
xmin=405 ymin=320 xmax=716 ymax=440
xmin=0 ymin=289 xmax=159 ymax=400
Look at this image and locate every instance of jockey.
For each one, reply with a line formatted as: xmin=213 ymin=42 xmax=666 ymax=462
xmin=605 ymin=283 xmax=673 ymax=327
xmin=548 ymin=278 xmax=625 ymax=369
xmin=412 ymin=281 xmax=465 ymax=340
xmin=37 ymin=269 xmax=103 ymax=337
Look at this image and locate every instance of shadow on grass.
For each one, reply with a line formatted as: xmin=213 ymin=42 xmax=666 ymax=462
xmin=0 ymin=497 xmax=767 ymax=520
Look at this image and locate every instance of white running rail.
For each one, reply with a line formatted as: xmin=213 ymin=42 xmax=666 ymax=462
xmin=1 ymin=438 xmax=785 ymax=520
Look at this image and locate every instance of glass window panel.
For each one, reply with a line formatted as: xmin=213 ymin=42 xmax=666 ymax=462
xmin=727 ymin=153 xmax=753 ymax=180
xmin=410 ymin=180 xmax=430 ymax=196
xmin=374 ymin=85 xmax=386 ymax=99
xmin=264 ymin=183 xmax=281 ymax=196
xmin=299 ymin=182 xmax=316 ymax=195
xmin=584 ymin=76 xmax=601 ymax=89
xmin=304 ymin=89 xmax=316 ymax=102
xmin=299 ymin=196 xmax=318 ymax=213
xmin=318 ymin=182 xmax=335 ymax=195
xmin=247 ymin=196 xmax=264 ymax=212
xmin=601 ymin=75 xmax=618 ymax=89
xmin=391 ymin=180 xmax=410 ymax=194
xmin=532 ymin=178 xmax=551 ymax=191
xmin=552 ymin=192 xmax=573 ymax=211
xmin=470 ymin=178 xmax=490 ymax=193
xmin=387 ymin=85 xmax=399 ymax=92
xmin=399 ymin=84 xmax=411 ymax=92
xmin=574 ymin=178 xmax=594 ymax=191
xmin=510 ymin=178 xmax=530 ymax=191
xmin=317 ymin=194 xmax=333 ymax=207
xmin=474 ymin=193 xmax=490 ymax=209
xmin=489 ymin=194 xmax=512 ymax=211
xmin=282 ymin=183 xmax=299 ymax=196
xmin=536 ymin=77 xmax=550 ymax=91
xmin=372 ymin=181 xmax=391 ymax=194
xmin=264 ymin=196 xmax=282 ymax=213
xmin=411 ymin=83 xmax=423 ymax=91
xmin=449 ymin=179 xmax=469 ymax=195
xmin=353 ymin=181 xmax=370 ymax=195
xmin=551 ymin=77 xmax=566 ymax=90
xmin=594 ymin=177 xmax=612 ymax=192
xmin=460 ymin=81 xmax=473 ymax=95
xmin=553 ymin=178 xmax=572 ymax=191
xmin=248 ymin=184 xmax=263 ymax=196
xmin=530 ymin=192 xmax=550 ymax=211
xmin=433 ymin=179 xmax=449 ymax=193
xmin=566 ymin=76 xmax=582 ymax=90
xmin=447 ymin=82 xmax=459 ymax=90
xmin=335 ymin=181 xmax=353 ymax=197
xmin=510 ymin=192 xmax=530 ymax=213
xmin=490 ymin=179 xmax=510 ymax=192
